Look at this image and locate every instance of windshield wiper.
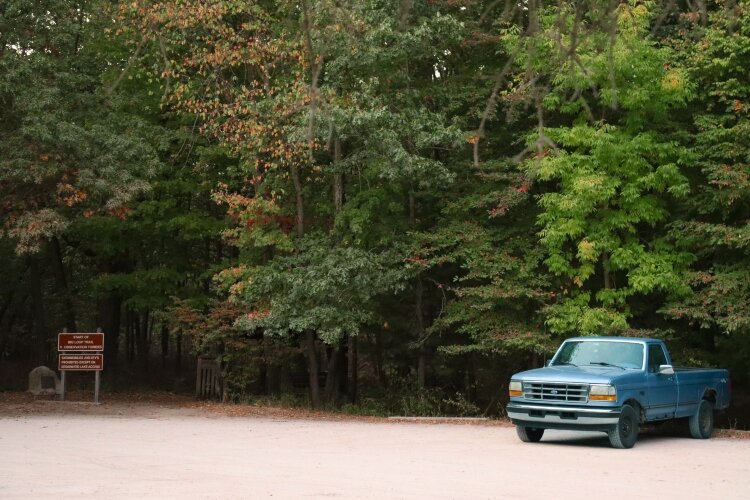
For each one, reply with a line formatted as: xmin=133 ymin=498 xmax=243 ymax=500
xmin=554 ymin=362 xmax=577 ymax=367
xmin=588 ymin=362 xmax=625 ymax=370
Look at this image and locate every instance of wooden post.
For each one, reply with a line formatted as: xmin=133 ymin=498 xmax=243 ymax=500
xmin=59 ymin=328 xmax=67 ymax=401
xmin=95 ymin=327 xmax=102 ymax=404
xmin=94 ymin=370 xmax=100 ymax=404
xmin=60 ymin=370 xmax=66 ymax=401
xmin=195 ymin=357 xmax=202 ymax=398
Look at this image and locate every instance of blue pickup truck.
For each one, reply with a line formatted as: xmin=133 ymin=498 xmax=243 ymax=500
xmin=507 ymin=337 xmax=731 ymax=448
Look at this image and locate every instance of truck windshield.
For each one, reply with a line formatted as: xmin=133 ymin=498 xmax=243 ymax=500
xmin=552 ymin=341 xmax=643 ymax=370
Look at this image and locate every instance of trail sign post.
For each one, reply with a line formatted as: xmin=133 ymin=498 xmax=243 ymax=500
xmin=57 ymin=330 xmax=104 ymax=403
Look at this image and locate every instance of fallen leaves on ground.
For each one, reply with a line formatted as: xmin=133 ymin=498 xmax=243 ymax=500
xmin=1 ymin=391 xmax=745 ymax=438
xmin=0 ymin=390 xmax=510 ymax=426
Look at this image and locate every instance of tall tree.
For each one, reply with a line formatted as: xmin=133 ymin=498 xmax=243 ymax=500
xmin=662 ymin=4 xmax=750 ymax=371
xmin=0 ymin=0 xmax=159 ymax=364
xmin=518 ymin=2 xmax=694 ymax=336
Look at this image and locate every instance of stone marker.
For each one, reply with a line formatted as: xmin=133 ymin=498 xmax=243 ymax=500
xmin=28 ymin=366 xmax=61 ymax=396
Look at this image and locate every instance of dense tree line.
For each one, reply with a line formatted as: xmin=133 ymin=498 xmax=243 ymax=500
xmin=1 ymin=1 xmax=749 ymax=416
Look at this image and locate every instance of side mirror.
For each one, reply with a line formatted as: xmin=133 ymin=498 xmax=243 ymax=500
xmin=658 ymin=364 xmax=674 ymax=375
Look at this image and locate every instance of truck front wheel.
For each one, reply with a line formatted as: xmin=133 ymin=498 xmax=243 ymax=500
xmin=689 ymin=399 xmax=714 ymax=439
xmin=608 ymin=404 xmax=639 ymax=449
xmin=516 ymin=426 xmax=544 ymax=443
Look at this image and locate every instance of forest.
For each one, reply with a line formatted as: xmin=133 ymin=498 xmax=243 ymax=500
xmin=1 ymin=0 xmax=749 ymax=422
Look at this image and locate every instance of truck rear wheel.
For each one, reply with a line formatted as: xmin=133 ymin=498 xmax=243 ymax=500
xmin=608 ymin=404 xmax=639 ymax=449
xmin=516 ymin=426 xmax=544 ymax=443
xmin=689 ymin=399 xmax=714 ymax=439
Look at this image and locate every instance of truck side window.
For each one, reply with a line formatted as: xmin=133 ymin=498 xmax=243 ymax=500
xmin=648 ymin=344 xmax=668 ymax=373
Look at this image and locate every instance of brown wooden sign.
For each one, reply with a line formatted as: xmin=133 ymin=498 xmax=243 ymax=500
xmin=58 ymin=332 xmax=104 ymax=352
xmin=59 ymin=354 xmax=104 ymax=371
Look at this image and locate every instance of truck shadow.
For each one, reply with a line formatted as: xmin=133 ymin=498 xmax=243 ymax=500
xmin=536 ymin=421 xmax=700 ymax=448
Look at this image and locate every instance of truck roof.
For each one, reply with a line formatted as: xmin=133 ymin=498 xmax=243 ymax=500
xmin=564 ymin=336 xmax=663 ymax=344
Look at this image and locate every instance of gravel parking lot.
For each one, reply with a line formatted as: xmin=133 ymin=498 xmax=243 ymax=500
xmin=1 ymin=401 xmax=748 ymax=499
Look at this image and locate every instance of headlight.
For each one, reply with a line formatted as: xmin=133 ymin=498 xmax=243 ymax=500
xmin=509 ymin=380 xmax=522 ymax=397
xmin=589 ymin=384 xmax=616 ymax=401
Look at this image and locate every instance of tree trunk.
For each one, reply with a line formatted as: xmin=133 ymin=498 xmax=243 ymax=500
xmin=51 ymin=237 xmax=77 ymax=332
xmin=263 ymin=335 xmax=281 ymax=395
xmin=415 ymin=276 xmax=427 ymax=388
xmin=160 ymin=324 xmax=169 ymax=369
xmin=133 ymin=312 xmax=141 ymax=359
xmin=347 ymin=335 xmax=358 ymax=404
xmin=0 ymin=291 xmax=14 ymax=328
xmin=29 ymin=256 xmax=48 ymax=364
xmin=466 ymin=354 xmax=476 ymax=402
xmin=137 ymin=310 xmax=150 ymax=370
xmin=602 ymin=252 xmax=612 ymax=290
xmin=301 ymin=0 xmax=321 ymax=165
xmin=325 ymin=346 xmax=340 ymax=407
xmin=290 ymin=164 xmax=305 ymax=238
xmin=175 ymin=331 xmax=182 ymax=375
xmin=280 ymin=358 xmax=292 ymax=392
xmin=398 ymin=0 xmax=414 ymax=29
xmin=126 ymin=310 xmax=135 ymax=363
xmin=333 ymin=138 xmax=343 ymax=216
xmin=98 ymin=296 xmax=121 ymax=376
xmin=409 ymin=190 xmax=427 ymax=388
xmin=124 ymin=309 xmax=131 ymax=362
xmin=374 ymin=330 xmax=386 ymax=387
xmin=305 ymin=330 xmax=320 ymax=408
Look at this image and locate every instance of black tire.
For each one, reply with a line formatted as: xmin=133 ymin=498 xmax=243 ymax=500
xmin=689 ymin=399 xmax=714 ymax=439
xmin=608 ymin=404 xmax=639 ymax=449
xmin=516 ymin=425 xmax=544 ymax=443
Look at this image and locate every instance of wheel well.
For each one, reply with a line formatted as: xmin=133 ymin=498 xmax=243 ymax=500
xmin=624 ymin=399 xmax=645 ymax=423
xmin=703 ymin=389 xmax=717 ymax=403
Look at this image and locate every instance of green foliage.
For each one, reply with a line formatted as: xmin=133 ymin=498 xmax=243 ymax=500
xmin=5 ymin=0 xmax=750 ymax=410
xmin=522 ymin=3 xmax=695 ymax=336
xmin=0 ymin=0 xmax=160 ymax=254
xmin=340 ymin=379 xmax=481 ymax=418
xmin=662 ymin=5 xmax=750 ymax=341
xmin=227 ymin=234 xmax=405 ymax=345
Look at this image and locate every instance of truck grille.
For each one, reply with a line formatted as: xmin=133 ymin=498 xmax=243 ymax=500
xmin=522 ymin=382 xmax=589 ymax=402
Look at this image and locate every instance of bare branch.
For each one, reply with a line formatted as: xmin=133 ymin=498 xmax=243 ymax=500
xmin=302 ymin=0 xmax=322 ymax=164
xmin=479 ymin=0 xmax=517 ymax=26
xmin=472 ymin=0 xmax=539 ymax=167
xmin=106 ymin=32 xmax=150 ymax=97
xmin=473 ymin=58 xmax=515 ymax=167
xmin=607 ymin=0 xmax=619 ymax=110
xmin=398 ymin=0 xmax=413 ymax=30
xmin=158 ymin=37 xmax=172 ymax=102
xmin=650 ymin=0 xmax=677 ymax=37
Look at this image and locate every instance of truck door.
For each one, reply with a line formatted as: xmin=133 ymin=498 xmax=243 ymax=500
xmin=646 ymin=344 xmax=678 ymax=420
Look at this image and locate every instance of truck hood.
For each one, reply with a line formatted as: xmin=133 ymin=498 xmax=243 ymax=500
xmin=512 ymin=365 xmax=638 ymax=385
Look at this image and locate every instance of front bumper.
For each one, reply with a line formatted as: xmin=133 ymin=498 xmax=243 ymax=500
xmin=507 ymin=402 xmax=621 ymax=432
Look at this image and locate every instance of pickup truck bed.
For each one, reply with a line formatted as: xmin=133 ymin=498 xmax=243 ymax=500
xmin=670 ymin=368 xmax=730 ymax=418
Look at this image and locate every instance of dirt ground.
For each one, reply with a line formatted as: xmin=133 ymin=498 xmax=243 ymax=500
xmin=1 ymin=392 xmax=749 ymax=499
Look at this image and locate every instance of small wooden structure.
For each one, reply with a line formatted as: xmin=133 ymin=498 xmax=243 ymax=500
xmin=196 ymin=356 xmax=222 ymax=400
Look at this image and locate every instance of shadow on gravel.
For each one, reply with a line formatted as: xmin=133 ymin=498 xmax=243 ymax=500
xmin=539 ymin=432 xmax=612 ymax=448
xmin=533 ymin=421 xmax=733 ymax=448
